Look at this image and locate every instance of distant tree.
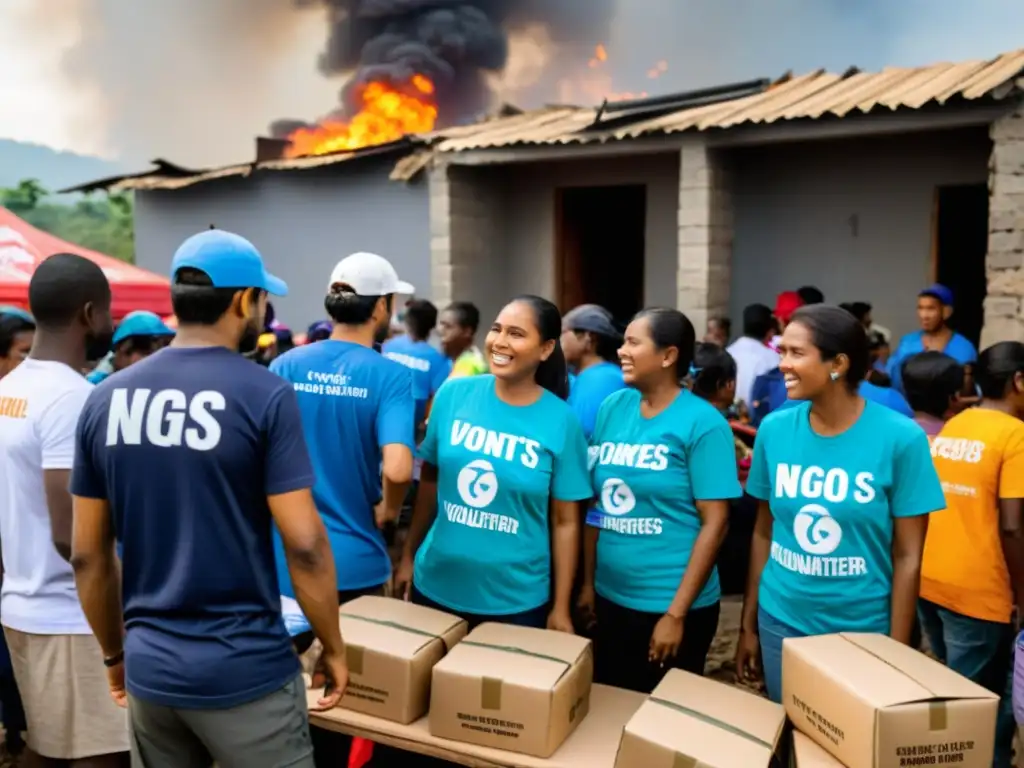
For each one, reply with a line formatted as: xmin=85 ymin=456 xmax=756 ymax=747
xmin=0 ymin=179 xmax=135 ymax=263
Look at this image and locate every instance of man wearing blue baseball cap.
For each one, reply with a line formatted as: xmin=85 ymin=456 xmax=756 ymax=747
xmin=86 ymin=311 xmax=175 ymax=384
xmin=69 ymin=229 xmax=347 ymax=767
xmin=887 ymin=283 xmax=978 ymax=393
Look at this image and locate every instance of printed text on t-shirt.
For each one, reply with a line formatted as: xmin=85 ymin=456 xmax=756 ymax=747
xmin=450 ymin=420 xmax=540 ymax=469
xmin=106 ymin=388 xmax=226 ymax=451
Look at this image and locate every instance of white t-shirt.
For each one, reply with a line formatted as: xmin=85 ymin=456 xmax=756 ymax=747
xmin=726 ymin=336 xmax=781 ymax=409
xmin=0 ymin=359 xmax=93 ymax=634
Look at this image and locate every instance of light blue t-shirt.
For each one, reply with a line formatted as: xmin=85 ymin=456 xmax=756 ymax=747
xmin=887 ymin=331 xmax=977 ymax=392
xmin=776 ymin=380 xmax=913 ymax=419
xmin=568 ymin=361 xmax=625 ymax=439
xmin=381 ymin=335 xmax=451 ymax=426
xmin=746 ymin=400 xmax=944 ymax=636
xmin=270 ymin=340 xmax=415 ymax=593
xmin=589 ymin=389 xmax=742 ymax=614
xmin=414 ymin=375 xmax=592 ymax=615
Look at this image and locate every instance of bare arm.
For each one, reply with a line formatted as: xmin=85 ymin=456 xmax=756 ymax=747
xmin=550 ymin=500 xmax=580 ymax=622
xmin=45 ymin=469 xmax=74 ymax=561
xmin=269 ymin=489 xmax=343 ymax=656
xmin=740 ymin=501 xmax=773 ymax=634
xmin=379 ymin=444 xmax=413 ymax=526
xmin=401 ymin=463 xmax=438 ymax=561
xmin=582 ymin=525 xmax=598 ymax=590
xmin=667 ymin=499 xmax=729 ymax=619
xmin=70 ymin=496 xmax=123 ymax=659
xmin=890 ymin=515 xmax=929 ymax=644
xmin=1000 ymin=499 xmax=1024 ymax=618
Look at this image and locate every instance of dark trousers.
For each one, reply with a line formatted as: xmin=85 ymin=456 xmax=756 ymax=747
xmin=0 ymin=627 xmax=25 ymax=753
xmin=918 ymin=598 xmax=1015 ymax=768
xmin=593 ymin=595 xmax=720 ymax=694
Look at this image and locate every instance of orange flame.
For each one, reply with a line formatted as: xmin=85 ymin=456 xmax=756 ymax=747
xmin=285 ymin=74 xmax=438 ymax=158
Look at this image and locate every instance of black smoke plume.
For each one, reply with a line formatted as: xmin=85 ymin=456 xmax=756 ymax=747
xmin=272 ymin=0 xmax=616 ymax=136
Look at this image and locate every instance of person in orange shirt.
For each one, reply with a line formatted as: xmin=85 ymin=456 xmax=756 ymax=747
xmin=919 ymin=341 xmax=1024 ymax=768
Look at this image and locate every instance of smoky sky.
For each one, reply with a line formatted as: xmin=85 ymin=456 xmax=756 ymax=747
xmin=12 ymin=0 xmax=1024 ymax=167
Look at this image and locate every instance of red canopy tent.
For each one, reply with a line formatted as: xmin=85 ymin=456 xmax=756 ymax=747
xmin=0 ymin=207 xmax=171 ymax=319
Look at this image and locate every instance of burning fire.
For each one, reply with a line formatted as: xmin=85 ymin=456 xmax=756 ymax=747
xmin=565 ymin=43 xmax=668 ymax=104
xmin=285 ymin=75 xmax=438 ymax=158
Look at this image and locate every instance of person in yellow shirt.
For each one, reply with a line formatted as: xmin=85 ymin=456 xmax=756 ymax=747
xmin=920 ymin=341 xmax=1024 ymax=768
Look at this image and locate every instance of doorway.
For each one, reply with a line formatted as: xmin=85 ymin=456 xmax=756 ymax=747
xmin=555 ymin=184 xmax=646 ymax=325
xmin=933 ymin=183 xmax=988 ymax=348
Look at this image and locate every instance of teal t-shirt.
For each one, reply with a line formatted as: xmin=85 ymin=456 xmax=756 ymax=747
xmin=589 ymin=389 xmax=743 ymax=613
xmin=746 ymin=400 xmax=944 ymax=635
xmin=414 ymin=375 xmax=592 ymax=615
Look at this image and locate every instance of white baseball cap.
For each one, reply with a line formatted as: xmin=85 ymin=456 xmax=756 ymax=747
xmin=328 ymin=252 xmax=415 ymax=296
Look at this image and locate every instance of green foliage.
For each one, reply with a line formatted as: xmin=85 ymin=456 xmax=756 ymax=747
xmin=0 ymin=178 xmax=134 ymax=263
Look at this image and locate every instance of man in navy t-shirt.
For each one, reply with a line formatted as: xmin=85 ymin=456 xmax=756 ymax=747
xmin=271 ymin=251 xmax=416 ymax=602
xmin=69 ymin=229 xmax=347 ymax=768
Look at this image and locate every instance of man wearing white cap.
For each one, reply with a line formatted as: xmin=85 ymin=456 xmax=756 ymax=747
xmin=269 ymin=251 xmax=416 ymax=761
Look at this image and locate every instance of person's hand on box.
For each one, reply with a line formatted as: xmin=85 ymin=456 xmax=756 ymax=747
xmin=310 ymin=646 xmax=349 ymax=711
xmin=547 ymin=607 xmax=575 ymax=634
xmin=649 ymin=613 xmax=683 ymax=665
xmin=393 ymin=554 xmax=414 ymax=601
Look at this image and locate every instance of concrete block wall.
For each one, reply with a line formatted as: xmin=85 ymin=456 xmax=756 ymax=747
xmin=677 ymin=138 xmax=734 ymax=335
xmin=983 ymin=100 xmax=1024 ymax=347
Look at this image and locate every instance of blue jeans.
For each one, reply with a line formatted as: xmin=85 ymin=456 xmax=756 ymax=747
xmin=757 ymin=607 xmax=806 ymax=704
xmin=409 ymin=586 xmax=548 ymax=630
xmin=918 ymin=599 xmax=1014 ymax=768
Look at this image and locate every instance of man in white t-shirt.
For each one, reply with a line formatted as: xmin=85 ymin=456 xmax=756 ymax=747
xmin=0 ymin=253 xmax=127 ymax=765
xmin=726 ymin=303 xmax=781 ymax=409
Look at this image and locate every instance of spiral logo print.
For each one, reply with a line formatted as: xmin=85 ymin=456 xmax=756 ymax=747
xmin=456 ymin=459 xmax=499 ymax=509
xmin=793 ymin=503 xmax=843 ymax=555
xmin=600 ymin=478 xmax=636 ymax=517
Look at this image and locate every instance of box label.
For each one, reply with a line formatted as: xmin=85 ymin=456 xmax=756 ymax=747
xmin=894 ymin=740 xmax=977 ymax=766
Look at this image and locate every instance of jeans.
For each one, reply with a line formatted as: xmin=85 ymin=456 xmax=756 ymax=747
xmin=918 ymin=598 xmax=1015 ymax=768
xmin=409 ymin=586 xmax=548 ymax=630
xmin=757 ymin=607 xmax=806 ymax=704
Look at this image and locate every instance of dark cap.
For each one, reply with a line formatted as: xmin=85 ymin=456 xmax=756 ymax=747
xmin=919 ymin=283 xmax=954 ymax=306
xmin=563 ymin=304 xmax=621 ymax=339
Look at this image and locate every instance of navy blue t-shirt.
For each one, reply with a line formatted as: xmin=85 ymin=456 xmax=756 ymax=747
xmin=70 ymin=346 xmax=314 ymax=710
xmin=270 ymin=340 xmax=415 ymax=593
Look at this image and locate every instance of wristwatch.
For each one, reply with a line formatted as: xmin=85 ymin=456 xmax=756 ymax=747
xmin=103 ymin=650 xmax=125 ymax=668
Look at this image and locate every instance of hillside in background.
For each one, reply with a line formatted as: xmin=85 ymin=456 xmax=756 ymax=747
xmin=0 ymin=139 xmax=125 ymax=195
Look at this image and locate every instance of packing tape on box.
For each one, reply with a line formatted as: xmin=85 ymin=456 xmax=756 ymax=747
xmin=343 ymin=614 xmax=464 ymax=652
xmin=462 ymin=641 xmax=580 ymax=713
xmin=929 ymin=701 xmax=947 ymax=731
xmin=650 ymin=696 xmax=775 ymax=765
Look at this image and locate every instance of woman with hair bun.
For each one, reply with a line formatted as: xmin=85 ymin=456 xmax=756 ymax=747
xmin=735 ymin=304 xmax=945 ymax=703
xmin=580 ymin=308 xmax=742 ymax=693
xmin=395 ymin=296 xmax=591 ymax=632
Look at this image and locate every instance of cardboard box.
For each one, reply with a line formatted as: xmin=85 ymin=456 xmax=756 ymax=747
xmin=338 ymin=595 xmax=467 ymax=724
xmin=783 ymin=633 xmax=998 ymax=768
xmin=792 ymin=731 xmax=846 ymax=767
xmin=428 ymin=622 xmax=593 ymax=758
xmin=613 ymin=669 xmax=786 ymax=767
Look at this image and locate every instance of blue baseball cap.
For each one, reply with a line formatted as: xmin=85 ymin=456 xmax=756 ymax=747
xmin=0 ymin=306 xmax=34 ymax=324
xmin=112 ymin=311 xmax=175 ymax=345
xmin=171 ymin=229 xmax=287 ymax=296
xmin=919 ymin=283 xmax=954 ymax=306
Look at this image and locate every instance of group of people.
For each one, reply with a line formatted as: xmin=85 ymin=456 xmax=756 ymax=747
xmin=0 ymin=227 xmax=1023 ymax=768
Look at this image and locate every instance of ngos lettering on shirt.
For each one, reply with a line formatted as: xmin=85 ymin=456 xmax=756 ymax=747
xmin=106 ymin=388 xmax=226 ymax=450
xmin=292 ymin=370 xmax=369 ymax=399
xmin=441 ymin=419 xmax=539 ymax=535
xmin=592 ymin=441 xmax=670 ymax=536
xmin=771 ymin=464 xmax=874 ymax=578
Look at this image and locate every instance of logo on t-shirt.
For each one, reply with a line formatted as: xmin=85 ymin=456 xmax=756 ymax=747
xmin=600 ymin=478 xmax=636 ymax=516
xmin=456 ymin=459 xmax=498 ymax=508
xmin=106 ymin=388 xmax=226 ymax=451
xmin=770 ymin=464 xmax=874 ymax=578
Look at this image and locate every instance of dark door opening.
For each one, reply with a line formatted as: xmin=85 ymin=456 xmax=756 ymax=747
xmin=933 ymin=183 xmax=988 ymax=349
xmin=555 ymin=184 xmax=646 ymax=325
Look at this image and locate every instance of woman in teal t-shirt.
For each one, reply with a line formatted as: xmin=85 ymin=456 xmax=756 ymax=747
xmin=394 ymin=296 xmax=592 ymax=631
xmin=736 ymin=305 xmax=945 ymax=703
xmin=579 ymin=308 xmax=742 ymax=693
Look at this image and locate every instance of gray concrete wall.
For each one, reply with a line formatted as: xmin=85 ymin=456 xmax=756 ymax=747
xmin=729 ymin=128 xmax=991 ymax=342
xmin=133 ymin=156 xmax=430 ymax=328
xmin=985 ymin=99 xmax=1024 ymax=346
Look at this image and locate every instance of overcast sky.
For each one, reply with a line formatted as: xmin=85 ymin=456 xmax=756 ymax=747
xmin=1 ymin=0 xmax=1022 ymax=167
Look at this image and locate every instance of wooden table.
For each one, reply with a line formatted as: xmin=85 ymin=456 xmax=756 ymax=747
xmin=308 ymin=684 xmax=645 ymax=768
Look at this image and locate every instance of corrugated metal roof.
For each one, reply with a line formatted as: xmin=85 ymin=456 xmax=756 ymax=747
xmin=434 ymin=47 xmax=1024 ymax=150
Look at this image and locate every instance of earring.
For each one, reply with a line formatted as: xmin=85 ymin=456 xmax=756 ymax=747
xmin=830 ymin=371 xmax=841 ymax=382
